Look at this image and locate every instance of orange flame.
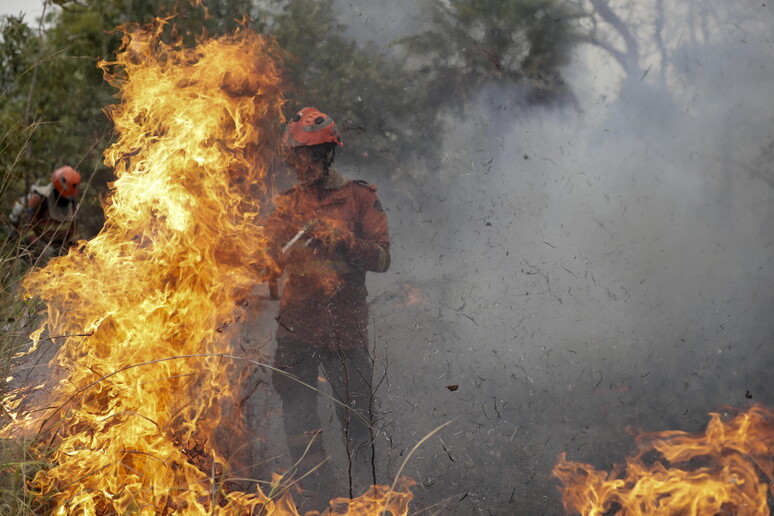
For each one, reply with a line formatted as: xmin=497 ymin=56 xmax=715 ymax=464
xmin=4 ymin=19 xmax=413 ymax=515
xmin=325 ymin=479 xmax=415 ymax=515
xmin=553 ymin=404 xmax=774 ymax=516
xmin=400 ymin=283 xmax=428 ymax=307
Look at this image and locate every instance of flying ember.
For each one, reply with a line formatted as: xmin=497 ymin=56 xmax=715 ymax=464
xmin=553 ymin=404 xmax=774 ymax=516
xmin=7 ymin=19 xmax=412 ymax=515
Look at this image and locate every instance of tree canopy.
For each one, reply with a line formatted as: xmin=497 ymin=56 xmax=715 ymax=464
xmin=395 ymin=0 xmax=585 ymax=107
xmin=1 ymin=0 xmax=584 ymax=234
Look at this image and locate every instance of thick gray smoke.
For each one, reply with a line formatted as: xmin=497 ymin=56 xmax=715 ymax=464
xmin=244 ymin=2 xmax=774 ymax=514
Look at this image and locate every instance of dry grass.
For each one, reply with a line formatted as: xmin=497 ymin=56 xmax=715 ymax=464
xmin=0 ymin=270 xmax=44 ymax=513
xmin=0 ymin=151 xmax=52 ymax=513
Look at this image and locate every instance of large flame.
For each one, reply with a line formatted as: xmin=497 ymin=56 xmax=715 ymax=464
xmin=553 ymin=404 xmax=774 ymax=516
xmin=6 ymin=19 xmax=413 ymax=515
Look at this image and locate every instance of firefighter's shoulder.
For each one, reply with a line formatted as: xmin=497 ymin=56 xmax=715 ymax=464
xmin=26 ymin=190 xmax=45 ymax=209
xmin=351 ymin=179 xmax=377 ymax=192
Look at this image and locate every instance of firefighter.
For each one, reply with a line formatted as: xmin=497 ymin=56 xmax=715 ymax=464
xmin=8 ymin=166 xmax=81 ymax=260
xmin=265 ymin=107 xmax=390 ymax=500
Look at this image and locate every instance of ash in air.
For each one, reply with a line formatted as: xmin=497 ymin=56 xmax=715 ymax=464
xmin=245 ymin=1 xmax=774 ymax=514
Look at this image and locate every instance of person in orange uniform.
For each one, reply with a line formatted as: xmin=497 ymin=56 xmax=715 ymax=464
xmin=8 ymin=166 xmax=81 ymax=260
xmin=265 ymin=107 xmax=390 ymax=499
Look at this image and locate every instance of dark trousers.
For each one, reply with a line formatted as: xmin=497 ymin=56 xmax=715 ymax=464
xmin=272 ymin=337 xmax=376 ymax=495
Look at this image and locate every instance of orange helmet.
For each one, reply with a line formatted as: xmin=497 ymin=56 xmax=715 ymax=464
xmin=282 ymin=107 xmax=343 ymax=148
xmin=52 ymin=166 xmax=81 ymax=201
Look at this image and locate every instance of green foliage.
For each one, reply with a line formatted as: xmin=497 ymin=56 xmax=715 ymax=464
xmin=27 ymin=0 xmax=264 ymax=174
xmin=0 ymin=15 xmax=37 ymax=86
xmin=0 ymin=1 xmax=266 ymax=237
xmin=396 ymin=0 xmax=585 ymax=106
xmin=266 ymin=0 xmax=585 ymax=175
xmin=269 ymin=0 xmax=438 ymax=171
xmin=0 ymin=15 xmax=41 ymax=194
xmin=1 ymin=0 xmax=587 ymax=220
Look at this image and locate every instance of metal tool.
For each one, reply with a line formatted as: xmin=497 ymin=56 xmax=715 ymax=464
xmin=281 ymin=219 xmax=316 ymax=254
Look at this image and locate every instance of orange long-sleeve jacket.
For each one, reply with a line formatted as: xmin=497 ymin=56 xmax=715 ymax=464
xmin=265 ymin=169 xmax=390 ymax=350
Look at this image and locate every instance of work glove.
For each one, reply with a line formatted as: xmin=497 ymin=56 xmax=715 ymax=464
xmin=305 ymin=218 xmax=353 ymax=254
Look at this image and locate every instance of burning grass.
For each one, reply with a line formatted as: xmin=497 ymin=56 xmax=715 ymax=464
xmin=1 ymin=14 xmax=771 ymax=514
xmin=553 ymin=404 xmax=774 ymax=516
xmin=0 ymin=17 xmax=415 ymax=515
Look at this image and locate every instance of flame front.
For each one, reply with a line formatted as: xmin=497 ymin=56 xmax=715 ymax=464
xmin=553 ymin=405 xmax=774 ymax=516
xmin=9 ymin=21 xmax=412 ymax=515
xmin=18 ymin=21 xmax=284 ymax=514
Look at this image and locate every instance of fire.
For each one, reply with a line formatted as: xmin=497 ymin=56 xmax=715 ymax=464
xmin=401 ymin=283 xmax=427 ymax=306
xmin=326 ymin=479 xmax=415 ymax=515
xmin=3 ymin=17 xmax=413 ymax=515
xmin=553 ymin=404 xmax=774 ymax=516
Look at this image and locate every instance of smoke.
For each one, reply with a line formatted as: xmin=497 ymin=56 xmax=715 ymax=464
xmin=333 ymin=2 xmax=774 ymax=514
xmin=331 ymin=0 xmax=423 ymax=47
xmin=246 ymin=1 xmax=774 ymax=513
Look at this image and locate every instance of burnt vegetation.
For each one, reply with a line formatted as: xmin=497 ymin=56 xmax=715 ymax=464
xmin=1 ymin=1 xmax=773 ymax=515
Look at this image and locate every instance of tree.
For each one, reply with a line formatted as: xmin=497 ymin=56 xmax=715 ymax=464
xmin=1 ymin=0 xmax=264 ymax=235
xmin=2 ymin=0 xmax=596 ymax=230
xmin=268 ymin=0 xmax=439 ymax=173
xmin=0 ymin=14 xmax=44 ymax=192
xmin=395 ymin=0 xmax=586 ymax=108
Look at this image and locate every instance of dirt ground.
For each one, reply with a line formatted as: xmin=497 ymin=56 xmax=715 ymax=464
xmin=5 ymin=209 xmax=772 ymax=516
xmin=233 ymin=241 xmax=774 ymax=515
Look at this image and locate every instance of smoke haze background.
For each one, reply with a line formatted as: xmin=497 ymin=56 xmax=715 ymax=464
xmin=1 ymin=0 xmax=770 ymax=513
xmin=269 ymin=1 xmax=773 ymax=513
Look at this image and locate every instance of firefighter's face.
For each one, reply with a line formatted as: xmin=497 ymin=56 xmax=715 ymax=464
xmin=285 ymin=146 xmax=325 ymax=187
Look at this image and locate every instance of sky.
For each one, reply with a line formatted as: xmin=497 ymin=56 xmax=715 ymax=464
xmin=0 ymin=0 xmax=45 ymax=21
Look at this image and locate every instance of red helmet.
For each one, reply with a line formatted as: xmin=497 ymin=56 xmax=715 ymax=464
xmin=282 ymin=107 xmax=343 ymax=148
xmin=52 ymin=166 xmax=81 ymax=201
